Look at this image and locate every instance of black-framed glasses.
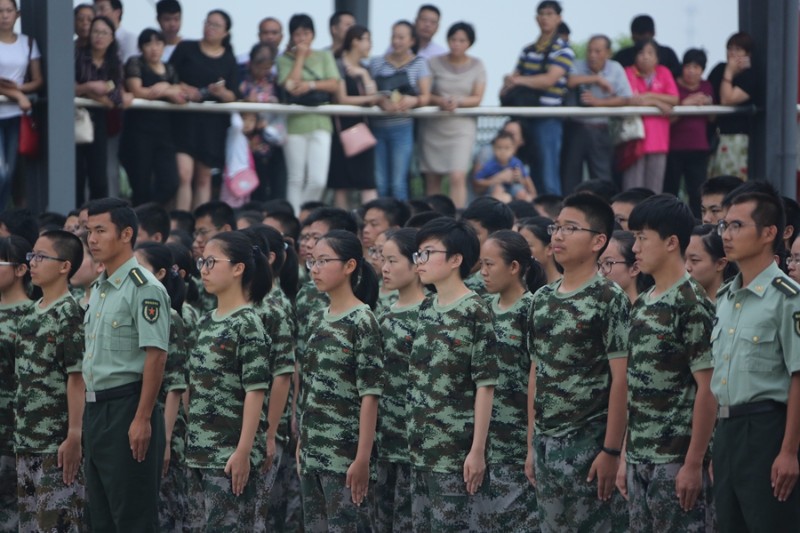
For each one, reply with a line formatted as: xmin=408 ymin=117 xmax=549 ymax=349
xmin=716 ymin=220 xmax=758 ymax=237
xmin=25 ymin=252 xmax=66 ymax=264
xmin=412 ymin=249 xmax=447 ymax=265
xmin=368 ymin=246 xmax=384 ymax=259
xmin=196 ymin=256 xmax=234 ymax=271
xmin=547 ymin=224 xmax=601 ymax=237
xmin=597 ymin=259 xmax=627 ymax=275
xmin=306 ymin=258 xmax=345 ymax=269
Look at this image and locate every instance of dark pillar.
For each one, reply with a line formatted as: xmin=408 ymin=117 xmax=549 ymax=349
xmin=335 ymin=0 xmax=369 ymax=29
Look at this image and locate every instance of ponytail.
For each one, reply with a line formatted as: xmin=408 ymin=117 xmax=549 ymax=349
xmin=487 ymin=230 xmax=546 ymax=294
xmin=165 ymin=242 xmax=199 ymax=306
xmin=135 ymin=242 xmax=186 ymax=313
xmin=210 ymin=231 xmax=272 ymax=305
xmin=319 ymin=230 xmax=379 ymax=309
xmin=524 ymin=257 xmax=547 ymax=293
xmin=249 ymin=224 xmax=299 ymax=303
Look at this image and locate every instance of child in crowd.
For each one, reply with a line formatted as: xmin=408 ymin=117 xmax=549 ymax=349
xmin=407 ymin=217 xmax=499 ymax=531
xmin=597 ymin=230 xmax=654 ymax=304
xmin=474 ymin=131 xmax=537 ymax=202
xmin=460 ymin=197 xmax=515 ymax=296
xmin=516 ymin=216 xmax=562 ymax=284
xmin=14 ymin=230 xmax=85 ymax=531
xmin=299 ymin=230 xmax=382 ymax=531
xmin=528 ymin=193 xmax=629 ymax=532
xmin=620 ymin=194 xmax=716 ymax=531
xmin=479 ymin=230 xmax=545 ymax=530
xmin=187 ymin=231 xmax=272 ymax=530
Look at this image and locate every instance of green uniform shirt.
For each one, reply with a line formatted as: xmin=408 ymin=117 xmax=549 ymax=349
xmin=264 ymin=286 xmax=297 ymax=444
xmin=187 ymin=305 xmax=271 ymax=470
xmin=14 ymin=293 xmax=84 ymax=454
xmin=164 ymin=308 xmax=189 ymax=464
xmin=377 ymin=300 xmax=421 ymax=464
xmin=530 ymin=274 xmax=629 ymax=437
xmin=408 ymin=292 xmax=499 ymax=473
xmin=83 ymin=257 xmax=170 ymax=392
xmin=490 ymin=292 xmax=534 ymax=464
xmin=626 ymin=274 xmax=714 ymax=465
xmin=0 ymin=300 xmax=32 ymax=455
xmin=277 ymin=50 xmax=340 ymax=134
xmin=711 ymin=262 xmax=800 ymax=406
xmin=300 ymin=303 xmax=383 ymax=475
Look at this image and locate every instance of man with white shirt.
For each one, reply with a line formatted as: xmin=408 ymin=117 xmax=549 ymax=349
xmin=156 ymin=0 xmax=182 ymax=62
xmin=414 ymin=4 xmax=446 ymax=59
xmin=93 ymin=0 xmax=137 ymax=62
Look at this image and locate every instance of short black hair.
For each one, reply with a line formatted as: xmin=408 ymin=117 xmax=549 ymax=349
xmin=263 ymin=199 xmax=295 ymax=217
xmin=239 ymin=201 xmax=266 ymax=216
xmin=264 ymin=211 xmax=300 ymax=242
xmin=682 ymin=48 xmax=707 ymax=70
xmin=156 ymin=0 xmax=180 ymax=17
xmin=168 ymin=229 xmax=193 ymax=250
xmin=329 ymin=10 xmax=354 ymax=28
xmin=507 ymin=200 xmax=538 ymax=220
xmin=38 ymin=212 xmax=67 ymax=233
xmin=573 ymin=179 xmax=619 ymax=204
xmin=729 ymin=191 xmax=786 ymax=252
xmin=562 ymin=192 xmax=615 ymax=256
xmin=701 ymin=175 xmax=744 ymax=198
xmin=425 ymin=194 xmax=456 ymax=218
xmin=169 ymin=210 xmax=194 ymax=234
xmin=193 ymin=201 xmax=235 ymax=231
xmin=611 ymin=187 xmax=655 ymax=206
xmin=628 ymin=194 xmax=695 ymax=254
xmin=135 ymin=203 xmax=170 ymax=241
xmin=87 ymin=198 xmax=138 ymax=246
xmin=236 ymin=210 xmax=265 ymax=228
xmin=721 ymin=180 xmax=777 ymax=210
xmin=537 ymin=1 xmax=562 ymax=15
xmin=631 ymin=14 xmax=655 ymax=35
xmin=40 ymin=230 xmax=84 ymax=278
xmin=532 ymin=194 xmax=563 ymax=219
xmin=462 ymin=197 xmax=515 ymax=234
xmin=557 ymin=21 xmax=570 ymax=35
xmin=137 ymin=28 xmax=165 ymax=49
xmin=302 ymin=207 xmax=358 ymax=234
xmin=0 ymin=208 xmax=39 ymax=247
xmin=408 ymin=199 xmax=433 ymax=215
xmin=417 ymin=4 xmax=441 ymax=18
xmin=447 ymin=22 xmax=475 ymax=45
xmin=289 ymin=13 xmax=314 ymax=36
xmin=405 ymin=211 xmax=445 ymax=228
xmin=492 ymin=130 xmax=516 ymax=145
xmin=300 ymin=200 xmax=326 ymax=213
xmin=95 ymin=0 xmax=123 ymax=12
xmin=783 ymin=196 xmax=800 ymax=245
xmin=362 ymin=198 xmax=411 ymax=228
xmin=416 ymin=217 xmax=479 ymax=280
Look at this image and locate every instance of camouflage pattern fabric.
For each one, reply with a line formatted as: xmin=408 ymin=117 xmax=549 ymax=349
xmin=268 ymin=439 xmax=304 ymax=532
xmin=373 ymin=461 xmax=412 ymax=533
xmin=374 ymin=287 xmax=399 ymax=317
xmin=410 ymin=469 xmax=492 ymax=533
xmin=186 ymin=306 xmax=271 ymax=470
xmin=191 ymin=468 xmax=258 ymax=532
xmin=627 ymin=462 xmax=713 ymax=532
xmin=300 ymin=471 xmax=374 ymax=533
xmin=407 ymin=292 xmax=499 ymax=473
xmin=627 ymin=275 xmax=714 ymax=465
xmin=295 ymin=278 xmax=328 ymax=427
xmin=0 ymin=454 xmax=17 ymax=532
xmin=158 ymin=455 xmax=188 ymax=533
xmin=477 ymin=463 xmax=539 ymax=532
xmin=264 ymin=286 xmax=298 ymax=447
xmin=184 ymin=463 xmax=205 ymax=533
xmin=377 ymin=301 xmax=421 ymax=464
xmin=164 ymin=309 xmax=189 ymax=465
xmin=16 ymin=453 xmax=85 ymax=533
xmin=299 ymin=304 xmax=383 ymax=476
xmin=464 ymin=271 xmax=488 ymax=298
xmin=254 ymin=443 xmax=282 ymax=533
xmin=529 ymin=275 xmax=629 ymax=437
xmin=14 ymin=294 xmax=84 ymax=454
xmin=196 ymin=282 xmax=217 ymax=313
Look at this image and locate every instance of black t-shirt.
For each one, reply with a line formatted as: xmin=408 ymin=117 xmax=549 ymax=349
xmin=613 ymin=41 xmax=681 ymax=79
xmin=707 ymin=62 xmax=757 ymax=135
xmin=169 ymin=40 xmax=240 ymax=100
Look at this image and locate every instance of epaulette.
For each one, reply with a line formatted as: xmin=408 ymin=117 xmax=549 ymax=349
xmin=129 ymin=268 xmax=148 ymax=287
xmin=772 ymin=277 xmax=799 ymax=298
xmin=716 ymin=281 xmax=732 ymax=300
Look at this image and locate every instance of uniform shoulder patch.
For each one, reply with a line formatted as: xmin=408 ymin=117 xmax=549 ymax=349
xmin=143 ymin=299 xmax=161 ymax=323
xmin=772 ymin=277 xmax=799 ymax=298
xmin=794 ymin=312 xmax=800 ymax=338
xmin=129 ymin=268 xmax=148 ymax=287
xmin=716 ymin=281 xmax=732 ymax=300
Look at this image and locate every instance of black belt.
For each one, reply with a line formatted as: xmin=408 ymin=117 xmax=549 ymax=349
xmin=86 ymin=381 xmax=142 ymax=403
xmin=718 ymin=400 xmax=786 ymax=420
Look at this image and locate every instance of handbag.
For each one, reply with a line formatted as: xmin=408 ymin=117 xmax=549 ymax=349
xmin=338 ymin=121 xmax=377 ymax=158
xmin=75 ymin=107 xmax=94 ymax=144
xmin=374 ymin=70 xmax=416 ymax=95
xmin=18 ymin=113 xmax=39 ymax=157
xmin=282 ymin=64 xmax=331 ymax=106
xmin=500 ymin=86 xmax=543 ymax=107
xmin=609 ymin=115 xmax=645 ymax=146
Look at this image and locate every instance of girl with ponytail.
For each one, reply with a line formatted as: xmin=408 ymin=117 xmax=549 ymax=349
xmin=299 ymin=229 xmax=382 ymax=530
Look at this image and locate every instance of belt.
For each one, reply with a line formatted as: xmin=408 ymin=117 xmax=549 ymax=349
xmin=86 ymin=381 xmax=142 ymax=403
xmin=718 ymin=400 xmax=786 ymax=420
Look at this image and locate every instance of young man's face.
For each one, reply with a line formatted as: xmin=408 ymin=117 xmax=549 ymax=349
xmin=29 ymin=236 xmax=68 ymax=289
xmin=414 ymin=238 xmax=457 ymax=285
xmin=631 ymin=228 xmax=673 ymax=276
xmin=192 ymin=215 xmax=226 ymax=259
xmin=550 ymin=207 xmax=604 ymax=268
xmin=701 ymin=194 xmax=726 ymax=225
xmin=611 ymin=201 xmax=635 ymax=231
xmin=536 ymin=7 xmax=561 ymax=35
xmin=362 ymin=208 xmax=391 ymax=249
xmin=465 ymin=220 xmax=490 ymax=247
xmin=298 ymin=221 xmax=330 ymax=262
xmin=157 ymin=11 xmax=181 ymax=38
xmin=330 ymin=14 xmax=355 ymax=44
xmin=259 ymin=19 xmax=283 ymax=48
xmin=94 ymin=1 xmax=120 ymax=27
xmin=415 ymin=8 xmax=439 ymax=42
xmin=719 ymin=201 xmax=775 ymax=263
xmin=86 ymin=212 xmax=131 ymax=265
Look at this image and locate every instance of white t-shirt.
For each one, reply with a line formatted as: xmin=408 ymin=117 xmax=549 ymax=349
xmin=116 ymin=26 xmax=138 ymax=63
xmin=0 ymin=34 xmax=40 ymax=120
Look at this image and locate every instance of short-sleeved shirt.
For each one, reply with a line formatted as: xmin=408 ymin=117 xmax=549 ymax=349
xmin=300 ymin=304 xmax=383 ymax=475
xmin=0 ymin=34 xmax=40 ymax=120
xmin=264 ymin=286 xmax=297 ymax=443
xmin=187 ymin=305 xmax=271 ymax=470
xmin=14 ymin=293 xmax=84 ymax=454
xmin=277 ymin=50 xmax=340 ymax=134
xmin=625 ymin=65 xmax=679 ymax=154
xmin=123 ymin=56 xmax=179 ymax=133
xmin=369 ymin=55 xmax=430 ymax=128
xmin=669 ymin=80 xmax=714 ymax=151
xmin=374 ymin=287 xmax=400 ymax=318
xmin=514 ymin=37 xmax=575 ymax=106
xmin=530 ymin=275 xmax=629 ymax=437
xmin=711 ymin=263 xmax=800 ymax=407
xmin=377 ymin=301 xmax=421 ymax=464
xmin=613 ymin=41 xmax=682 ymax=78
xmin=567 ymin=59 xmax=632 ymax=125
xmin=626 ymin=275 xmax=714 ymax=465
xmin=164 ymin=308 xmax=189 ymax=463
xmin=75 ymin=45 xmax=124 ymax=107
xmin=464 ymin=270 xmax=488 ymax=298
xmin=83 ymin=257 xmax=170 ymax=392
xmin=708 ymin=62 xmax=758 ymax=135
xmin=0 ymin=300 xmax=32 ymax=455
xmin=254 ymin=298 xmax=296 ymax=379
xmin=490 ymin=292 xmax=534 ymax=464
xmin=408 ymin=292 xmax=499 ymax=473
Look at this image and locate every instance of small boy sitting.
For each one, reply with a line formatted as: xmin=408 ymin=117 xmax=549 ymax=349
xmin=473 ymin=131 xmax=537 ymax=202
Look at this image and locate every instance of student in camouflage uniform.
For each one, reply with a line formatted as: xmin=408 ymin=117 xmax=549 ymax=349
xmin=461 ymin=197 xmax=515 ymax=297
xmin=479 ymin=230 xmax=547 ymax=531
xmin=408 ymin=218 xmax=499 ymax=532
xmin=299 ymin=230 xmax=383 ymax=532
xmin=0 ymin=236 xmax=33 ymax=531
xmin=374 ymin=228 xmax=425 ymax=531
xmin=528 ymin=193 xmax=629 ymax=532
xmin=191 ymin=201 xmax=236 ymax=312
xmin=618 ymin=195 xmax=716 ymax=531
xmin=368 ymin=232 xmax=399 ymax=316
xmin=363 ymin=198 xmax=410 ymax=315
xmin=187 ymin=232 xmax=272 ymax=531
xmin=14 ymin=230 xmax=86 ymax=531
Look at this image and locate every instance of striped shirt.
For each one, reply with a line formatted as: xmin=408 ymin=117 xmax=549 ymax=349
xmin=514 ymin=37 xmax=574 ymax=106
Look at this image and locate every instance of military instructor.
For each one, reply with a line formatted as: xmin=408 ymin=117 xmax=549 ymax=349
xmin=83 ymin=198 xmax=170 ymax=532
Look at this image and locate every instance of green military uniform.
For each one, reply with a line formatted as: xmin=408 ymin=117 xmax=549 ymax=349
xmin=83 ymin=257 xmax=170 ymax=532
xmin=626 ymin=274 xmax=715 ymax=532
xmin=710 ymin=263 xmax=800 ymax=531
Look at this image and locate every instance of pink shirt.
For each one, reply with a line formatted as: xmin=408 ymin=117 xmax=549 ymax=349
xmin=625 ymin=65 xmax=679 ymax=154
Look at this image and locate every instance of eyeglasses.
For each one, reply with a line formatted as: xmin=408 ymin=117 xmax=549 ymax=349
xmin=716 ymin=220 xmax=758 ymax=236
xmin=90 ymin=30 xmax=113 ymax=37
xmin=26 ymin=252 xmax=66 ymax=264
xmin=0 ymin=261 xmax=19 ymax=267
xmin=196 ymin=256 xmax=234 ymax=271
xmin=597 ymin=259 xmax=626 ymax=275
xmin=306 ymin=258 xmax=345 ymax=269
xmin=299 ymin=233 xmax=323 ymax=243
xmin=368 ymin=246 xmax=383 ymax=259
xmin=547 ymin=224 xmax=601 ymax=237
xmin=787 ymin=255 xmax=800 ymax=268
xmin=204 ymin=20 xmax=226 ymax=29
xmin=412 ymin=249 xmax=447 ymax=265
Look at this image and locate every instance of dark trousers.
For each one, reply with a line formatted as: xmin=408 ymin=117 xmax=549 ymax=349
xmin=252 ymin=145 xmax=287 ymax=202
xmin=713 ymin=410 xmax=800 ymax=533
xmin=664 ymin=150 xmax=709 ymax=218
xmin=561 ymin=120 xmax=613 ymax=195
xmin=84 ymin=393 xmax=165 ymax=533
xmin=75 ymin=108 xmax=109 ymax=206
xmin=120 ymin=128 xmax=179 ymax=206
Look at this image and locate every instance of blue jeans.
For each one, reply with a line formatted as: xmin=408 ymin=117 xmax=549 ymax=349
xmin=526 ymin=117 xmax=563 ymax=196
xmin=373 ymin=121 xmax=413 ymax=200
xmin=0 ymin=116 xmax=20 ymax=211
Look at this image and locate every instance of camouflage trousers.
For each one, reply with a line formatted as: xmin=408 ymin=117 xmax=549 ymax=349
xmin=534 ymin=428 xmax=628 ymax=533
xmin=300 ymin=471 xmax=374 ymax=533
xmin=184 ymin=461 xmax=205 ymax=533
xmin=158 ymin=455 xmax=188 ymax=533
xmin=16 ymin=453 xmax=86 ymax=533
xmin=253 ymin=441 xmax=283 ymax=532
xmin=474 ymin=463 xmax=539 ymax=532
xmin=267 ymin=439 xmax=303 ymax=532
xmin=627 ymin=462 xmax=714 ymax=533
xmin=410 ymin=469 xmax=492 ymax=532
xmin=0 ymin=454 xmax=17 ymax=532
xmin=190 ymin=467 xmax=258 ymax=532
xmin=373 ymin=461 xmax=412 ymax=532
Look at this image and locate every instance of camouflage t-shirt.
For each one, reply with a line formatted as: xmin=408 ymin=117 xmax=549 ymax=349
xmin=187 ymin=305 xmax=271 ymax=470
xmin=626 ymin=274 xmax=714 ymax=464
xmin=377 ymin=300 xmax=421 ymax=464
xmin=408 ymin=292 xmax=499 ymax=473
xmin=164 ymin=308 xmax=189 ymax=464
xmin=490 ymin=292 xmax=535 ymax=464
xmin=300 ymin=303 xmax=383 ymax=476
xmin=14 ymin=293 xmax=84 ymax=454
xmin=374 ymin=286 xmax=399 ymax=317
xmin=0 ymin=300 xmax=32 ymax=455
xmin=264 ymin=286 xmax=297 ymax=443
xmin=530 ymin=274 xmax=629 ymax=437
xmin=295 ymin=278 xmax=329 ymax=369
xmin=464 ymin=271 xmax=488 ymax=298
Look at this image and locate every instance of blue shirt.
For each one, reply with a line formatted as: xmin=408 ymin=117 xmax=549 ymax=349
xmin=567 ymin=59 xmax=633 ymax=124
